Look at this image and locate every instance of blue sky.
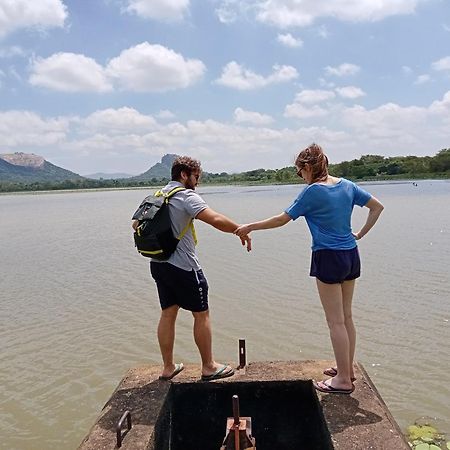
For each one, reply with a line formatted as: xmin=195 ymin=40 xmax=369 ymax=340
xmin=0 ymin=0 xmax=449 ymax=175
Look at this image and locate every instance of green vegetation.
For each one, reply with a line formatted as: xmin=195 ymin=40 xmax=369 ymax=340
xmin=406 ymin=418 xmax=449 ymax=450
xmin=1 ymin=149 xmax=448 ymax=193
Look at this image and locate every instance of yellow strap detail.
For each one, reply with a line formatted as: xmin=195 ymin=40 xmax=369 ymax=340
xmin=139 ymin=249 xmax=164 ymax=255
xmin=177 ymin=220 xmax=197 ymax=245
xmin=154 ymin=186 xmax=198 ymax=246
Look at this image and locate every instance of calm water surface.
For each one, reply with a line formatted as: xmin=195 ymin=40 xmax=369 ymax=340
xmin=1 ymin=181 xmax=449 ymax=449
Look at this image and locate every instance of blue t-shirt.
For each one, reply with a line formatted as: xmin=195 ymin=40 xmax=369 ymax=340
xmin=285 ymin=178 xmax=372 ymax=251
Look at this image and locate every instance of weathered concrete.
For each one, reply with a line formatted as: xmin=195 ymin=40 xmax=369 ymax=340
xmin=78 ymin=360 xmax=409 ymax=450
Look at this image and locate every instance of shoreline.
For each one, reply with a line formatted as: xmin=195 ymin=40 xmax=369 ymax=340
xmin=0 ymin=178 xmax=448 ymax=196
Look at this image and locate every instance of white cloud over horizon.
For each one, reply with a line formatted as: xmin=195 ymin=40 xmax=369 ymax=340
xmin=2 ymin=89 xmax=449 ymax=174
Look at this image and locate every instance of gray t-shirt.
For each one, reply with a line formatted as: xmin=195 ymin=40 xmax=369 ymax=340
xmin=151 ymin=181 xmax=208 ymax=271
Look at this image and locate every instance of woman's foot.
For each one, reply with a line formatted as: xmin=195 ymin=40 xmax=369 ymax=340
xmin=323 ymin=366 xmax=356 ymax=382
xmin=314 ymin=379 xmax=355 ymax=395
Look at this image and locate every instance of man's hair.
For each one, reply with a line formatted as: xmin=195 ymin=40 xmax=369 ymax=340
xmin=171 ymin=156 xmax=202 ymax=181
xmin=295 ymin=143 xmax=329 ymax=183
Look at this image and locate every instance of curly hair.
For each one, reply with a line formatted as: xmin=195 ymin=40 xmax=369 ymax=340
xmin=295 ymin=143 xmax=329 ymax=183
xmin=171 ymin=156 xmax=202 ymax=181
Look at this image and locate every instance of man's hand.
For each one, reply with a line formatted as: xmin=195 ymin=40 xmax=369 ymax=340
xmin=239 ymin=234 xmax=252 ymax=252
xmin=132 ymin=219 xmax=139 ymax=231
xmin=235 ymin=224 xmax=252 ymax=239
xmin=352 ymin=231 xmax=361 ymax=240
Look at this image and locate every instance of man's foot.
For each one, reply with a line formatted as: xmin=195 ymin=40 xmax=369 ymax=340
xmin=313 ymin=379 xmax=354 ymax=395
xmin=159 ymin=363 xmax=184 ymax=381
xmin=323 ymin=366 xmax=356 ymax=382
xmin=201 ymin=364 xmax=234 ymax=381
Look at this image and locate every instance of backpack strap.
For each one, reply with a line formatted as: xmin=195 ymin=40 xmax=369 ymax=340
xmin=154 ymin=187 xmax=198 ymax=245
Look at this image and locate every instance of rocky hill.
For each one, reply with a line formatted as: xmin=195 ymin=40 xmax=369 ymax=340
xmin=132 ymin=154 xmax=178 ymax=181
xmin=0 ymin=152 xmax=84 ymax=182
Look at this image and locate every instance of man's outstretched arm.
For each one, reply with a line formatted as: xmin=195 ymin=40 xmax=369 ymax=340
xmin=196 ymin=207 xmax=252 ymax=251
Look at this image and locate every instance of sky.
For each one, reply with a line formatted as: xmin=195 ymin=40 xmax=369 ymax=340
xmin=0 ymin=0 xmax=449 ymax=176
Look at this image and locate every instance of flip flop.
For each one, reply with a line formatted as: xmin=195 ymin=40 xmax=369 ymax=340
xmin=159 ymin=363 xmax=184 ymax=381
xmin=313 ymin=380 xmax=355 ymax=395
xmin=323 ymin=367 xmax=356 ymax=382
xmin=201 ymin=364 xmax=234 ymax=381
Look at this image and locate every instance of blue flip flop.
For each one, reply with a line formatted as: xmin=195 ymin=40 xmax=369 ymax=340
xmin=201 ymin=364 xmax=234 ymax=381
xmin=159 ymin=363 xmax=184 ymax=381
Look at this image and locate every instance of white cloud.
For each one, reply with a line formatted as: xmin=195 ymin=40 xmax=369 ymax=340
xmin=253 ymin=0 xmax=421 ymax=28
xmin=0 ymin=46 xmax=26 ymax=58
xmin=402 ymin=65 xmax=413 ymax=75
xmin=432 ymin=56 xmax=450 ymax=73
xmin=82 ymin=108 xmax=157 ymax=134
xmin=0 ymin=0 xmax=67 ymax=38
xmin=29 ymin=53 xmax=113 ymax=93
xmin=317 ymin=25 xmax=330 ymax=39
xmin=0 ymin=110 xmax=69 ymax=146
xmin=2 ymin=91 xmax=450 ymax=174
xmin=234 ymin=107 xmax=274 ymax=125
xmin=335 ymin=86 xmax=366 ymax=99
xmin=216 ymin=61 xmax=298 ymax=90
xmin=414 ymin=74 xmax=431 ymax=85
xmin=125 ymin=0 xmax=189 ymax=21
xmin=294 ymin=89 xmax=335 ymax=104
xmin=157 ymin=110 xmax=176 ymax=119
xmin=325 ymin=63 xmax=360 ymax=77
xmin=277 ymin=33 xmax=303 ymax=48
xmin=106 ymin=42 xmax=205 ymax=92
xmin=284 ymin=103 xmax=329 ymax=119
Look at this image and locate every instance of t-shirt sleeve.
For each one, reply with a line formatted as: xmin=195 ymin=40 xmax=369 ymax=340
xmin=353 ymin=183 xmax=372 ymax=207
xmin=184 ymin=190 xmax=208 ymax=217
xmin=285 ymin=187 xmax=311 ymax=220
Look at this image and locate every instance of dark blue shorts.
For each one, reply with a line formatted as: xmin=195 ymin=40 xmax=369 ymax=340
xmin=310 ymin=247 xmax=361 ymax=284
xmin=150 ymin=262 xmax=209 ymax=312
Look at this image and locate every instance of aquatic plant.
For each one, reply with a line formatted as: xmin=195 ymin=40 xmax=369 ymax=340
xmin=406 ymin=417 xmax=449 ymax=450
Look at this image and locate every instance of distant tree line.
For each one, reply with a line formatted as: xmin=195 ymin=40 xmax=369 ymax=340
xmin=1 ymin=149 xmax=448 ymax=193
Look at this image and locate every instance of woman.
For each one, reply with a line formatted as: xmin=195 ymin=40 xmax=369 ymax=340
xmin=235 ymin=143 xmax=384 ymax=394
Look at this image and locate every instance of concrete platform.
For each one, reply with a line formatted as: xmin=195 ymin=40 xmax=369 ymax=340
xmin=78 ymin=360 xmax=409 ymax=450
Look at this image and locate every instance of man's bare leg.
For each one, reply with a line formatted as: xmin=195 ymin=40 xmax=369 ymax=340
xmin=158 ymin=305 xmax=180 ymax=378
xmin=192 ymin=310 xmax=232 ymax=376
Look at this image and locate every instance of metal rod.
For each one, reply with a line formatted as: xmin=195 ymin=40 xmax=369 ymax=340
xmin=238 ymin=339 xmax=246 ymax=369
xmin=116 ymin=410 xmax=132 ymax=448
xmin=232 ymin=395 xmax=240 ymax=425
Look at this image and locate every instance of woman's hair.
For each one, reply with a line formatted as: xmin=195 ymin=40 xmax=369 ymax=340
xmin=171 ymin=156 xmax=202 ymax=181
xmin=295 ymin=143 xmax=329 ymax=183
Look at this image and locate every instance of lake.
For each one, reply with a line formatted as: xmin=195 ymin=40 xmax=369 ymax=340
xmin=0 ymin=181 xmax=449 ymax=449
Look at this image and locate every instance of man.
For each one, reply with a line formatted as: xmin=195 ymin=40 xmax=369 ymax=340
xmin=133 ymin=156 xmax=251 ymax=381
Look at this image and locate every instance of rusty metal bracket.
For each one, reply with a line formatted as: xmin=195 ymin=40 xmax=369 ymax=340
xmin=116 ymin=410 xmax=132 ymax=448
xmin=220 ymin=394 xmax=256 ymax=450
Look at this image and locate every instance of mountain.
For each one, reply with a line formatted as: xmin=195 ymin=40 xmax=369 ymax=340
xmin=85 ymin=172 xmax=134 ymax=180
xmin=132 ymin=154 xmax=178 ymax=181
xmin=0 ymin=152 xmax=84 ymax=182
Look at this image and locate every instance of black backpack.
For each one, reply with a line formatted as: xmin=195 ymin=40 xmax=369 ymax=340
xmin=132 ymin=187 xmax=195 ymax=259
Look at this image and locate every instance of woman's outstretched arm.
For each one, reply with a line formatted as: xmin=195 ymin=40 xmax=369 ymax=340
xmin=353 ymin=196 xmax=384 ymax=240
xmin=234 ymin=212 xmax=291 ymax=238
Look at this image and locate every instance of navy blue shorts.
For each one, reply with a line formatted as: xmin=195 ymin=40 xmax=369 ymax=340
xmin=310 ymin=247 xmax=361 ymax=284
xmin=150 ymin=262 xmax=209 ymax=312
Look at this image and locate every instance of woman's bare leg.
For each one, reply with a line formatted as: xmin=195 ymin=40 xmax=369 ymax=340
xmin=316 ymin=279 xmax=353 ymax=389
xmin=342 ymin=279 xmax=356 ymax=379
